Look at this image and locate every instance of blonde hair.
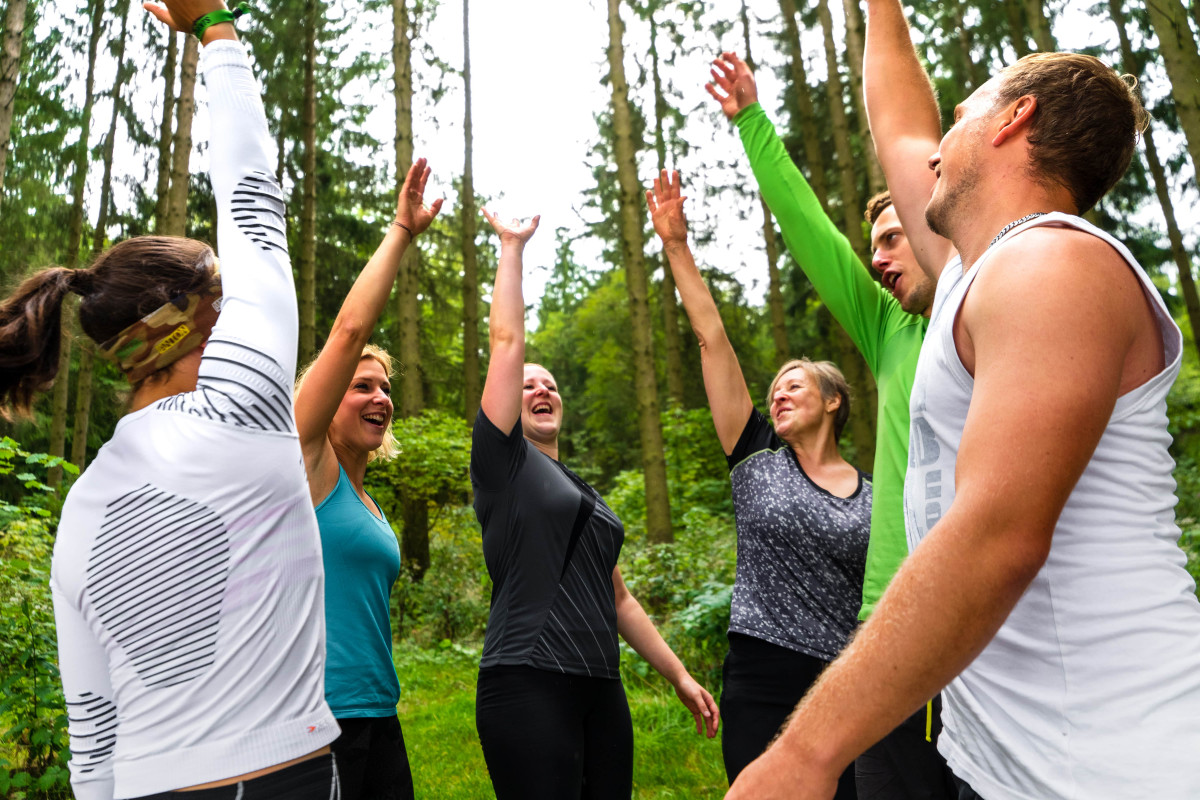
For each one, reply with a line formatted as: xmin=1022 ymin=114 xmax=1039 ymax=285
xmin=766 ymin=358 xmax=852 ymax=440
xmin=295 ymin=343 xmax=399 ymax=462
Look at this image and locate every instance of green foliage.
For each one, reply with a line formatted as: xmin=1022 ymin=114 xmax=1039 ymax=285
xmin=395 ymin=644 xmax=726 ymax=798
xmin=0 ymin=440 xmax=75 ymax=799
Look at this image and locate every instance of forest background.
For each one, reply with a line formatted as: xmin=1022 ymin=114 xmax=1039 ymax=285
xmin=3 ymin=0 xmax=1200 ymax=796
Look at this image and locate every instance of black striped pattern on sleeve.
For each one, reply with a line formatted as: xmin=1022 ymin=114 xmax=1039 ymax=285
xmin=231 ymin=170 xmax=288 ymax=255
xmin=158 ymin=338 xmax=295 ymax=433
xmin=65 ymin=691 xmax=117 ymax=774
xmin=87 ymin=484 xmax=230 ymax=689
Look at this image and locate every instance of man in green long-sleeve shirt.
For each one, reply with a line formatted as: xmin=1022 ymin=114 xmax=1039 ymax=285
xmin=707 ymin=52 xmax=952 ymax=799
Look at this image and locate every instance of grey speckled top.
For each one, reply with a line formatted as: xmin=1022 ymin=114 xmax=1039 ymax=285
xmin=727 ymin=409 xmax=871 ymax=661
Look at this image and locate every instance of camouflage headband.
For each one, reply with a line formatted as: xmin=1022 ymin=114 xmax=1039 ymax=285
xmin=97 ymin=256 xmax=223 ymax=384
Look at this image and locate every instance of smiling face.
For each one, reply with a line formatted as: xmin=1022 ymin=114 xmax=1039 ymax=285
xmin=925 ymin=80 xmax=998 ymax=239
xmin=522 ymin=364 xmax=563 ymax=445
xmin=870 ymin=205 xmax=935 ymax=317
xmin=330 ymin=356 xmax=394 ymax=456
xmin=769 ymin=366 xmax=835 ymax=440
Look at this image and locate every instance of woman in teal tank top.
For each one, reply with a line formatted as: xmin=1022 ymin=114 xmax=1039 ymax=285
xmin=294 ymin=158 xmax=444 ymax=800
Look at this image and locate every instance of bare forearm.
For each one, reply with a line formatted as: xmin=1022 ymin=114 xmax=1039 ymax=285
xmin=771 ymin=504 xmax=1046 ymax=774
xmin=617 ymin=593 xmax=687 ymax=686
xmin=329 ymin=225 xmax=411 ymax=345
xmin=488 ymin=240 xmax=526 ymax=352
xmin=662 ymin=241 xmax=726 ymax=345
xmin=863 ymin=0 xmax=941 ymax=150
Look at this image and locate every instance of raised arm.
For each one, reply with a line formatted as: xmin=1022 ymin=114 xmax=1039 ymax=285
xmin=647 ymin=171 xmax=752 ymax=453
xmin=863 ymin=0 xmax=955 ymax=276
xmin=295 ymin=159 xmax=443 ymax=491
xmin=613 ymin=567 xmax=719 ymax=739
xmin=145 ymin=0 xmax=304 ymax=433
xmin=478 ymin=210 xmax=540 ymax=431
xmin=725 ymin=237 xmax=1143 ymax=799
xmin=708 ymin=52 xmax=898 ymax=374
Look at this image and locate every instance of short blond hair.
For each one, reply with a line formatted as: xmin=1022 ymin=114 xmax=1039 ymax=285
xmin=766 ymin=358 xmax=852 ymax=440
xmin=295 ymin=343 xmax=399 ymax=462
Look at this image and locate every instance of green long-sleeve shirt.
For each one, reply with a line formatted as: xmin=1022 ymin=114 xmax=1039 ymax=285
xmin=735 ymin=103 xmax=928 ymax=620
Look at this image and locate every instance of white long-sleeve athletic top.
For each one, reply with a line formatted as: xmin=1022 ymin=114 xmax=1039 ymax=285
xmin=50 ymin=40 xmax=338 ymax=800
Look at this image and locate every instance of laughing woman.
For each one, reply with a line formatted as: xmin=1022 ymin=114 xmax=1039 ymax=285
xmin=470 ymin=210 xmax=720 ymax=800
xmin=648 ymin=170 xmax=869 ymax=797
xmin=293 ymin=160 xmax=443 ymax=800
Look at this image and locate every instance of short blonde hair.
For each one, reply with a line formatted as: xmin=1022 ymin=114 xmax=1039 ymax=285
xmin=295 ymin=343 xmax=399 ymax=462
xmin=766 ymin=358 xmax=852 ymax=440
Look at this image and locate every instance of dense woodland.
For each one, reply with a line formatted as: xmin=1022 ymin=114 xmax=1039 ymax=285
xmin=3 ymin=0 xmax=1200 ymax=795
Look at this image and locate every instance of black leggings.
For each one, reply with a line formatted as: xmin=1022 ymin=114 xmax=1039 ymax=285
xmin=476 ymin=665 xmax=633 ymax=800
xmin=330 ymin=716 xmax=413 ymax=800
xmin=132 ymin=752 xmax=339 ymax=799
xmin=721 ymin=633 xmax=857 ymax=798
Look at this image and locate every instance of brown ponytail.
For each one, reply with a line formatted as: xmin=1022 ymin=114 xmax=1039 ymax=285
xmin=0 ymin=236 xmax=215 ymax=417
xmin=0 ymin=267 xmax=77 ymax=416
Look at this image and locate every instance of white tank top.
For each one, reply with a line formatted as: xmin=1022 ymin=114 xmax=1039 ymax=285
xmin=905 ymin=213 xmax=1200 ymax=799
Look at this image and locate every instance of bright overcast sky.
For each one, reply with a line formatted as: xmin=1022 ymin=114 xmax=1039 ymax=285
xmin=68 ymin=0 xmax=1197 ymax=306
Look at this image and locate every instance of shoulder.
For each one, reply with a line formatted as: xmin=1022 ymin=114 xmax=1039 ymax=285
xmin=968 ymin=226 xmax=1142 ymax=330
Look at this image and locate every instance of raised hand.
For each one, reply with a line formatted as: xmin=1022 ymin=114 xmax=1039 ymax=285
xmin=482 ymin=208 xmax=540 ymax=246
xmin=646 ymin=169 xmax=689 ymax=247
xmin=394 ymin=157 xmax=444 ymax=238
xmin=706 ymin=52 xmax=759 ymax=122
xmin=143 ymin=0 xmax=227 ymax=35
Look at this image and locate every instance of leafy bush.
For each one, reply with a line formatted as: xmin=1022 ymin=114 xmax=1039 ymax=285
xmin=392 ymin=505 xmax=491 ymax=647
xmin=0 ymin=438 xmax=77 ymax=799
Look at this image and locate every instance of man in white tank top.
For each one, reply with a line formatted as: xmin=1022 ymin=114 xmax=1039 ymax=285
xmin=725 ymin=2 xmax=1200 ymax=799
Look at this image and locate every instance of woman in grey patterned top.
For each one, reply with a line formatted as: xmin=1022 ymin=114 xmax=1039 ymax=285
xmin=649 ymin=170 xmax=870 ymax=795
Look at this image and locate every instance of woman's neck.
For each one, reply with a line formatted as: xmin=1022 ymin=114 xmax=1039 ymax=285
xmin=127 ymin=351 xmax=202 ymax=413
xmin=330 ymin=440 xmax=370 ymax=491
xmin=784 ymin=424 xmax=846 ymax=471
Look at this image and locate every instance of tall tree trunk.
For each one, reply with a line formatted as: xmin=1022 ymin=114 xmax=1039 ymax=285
xmin=1004 ymin=0 xmax=1032 ymax=57
xmin=841 ymin=0 xmax=884 ymax=193
xmin=817 ymin=0 xmax=868 ymax=260
xmin=832 ymin=325 xmax=875 ymax=472
xmin=51 ymin=0 xmax=105 ymax=488
xmin=606 ymin=0 xmax=673 ymax=543
xmin=164 ymin=35 xmax=198 ymax=236
xmin=299 ymin=0 xmax=317 ymax=360
xmin=153 ymin=31 xmax=177 ymax=231
xmin=741 ymin=1 xmax=789 ymax=363
xmin=393 ymin=0 xmax=430 ymax=578
xmin=73 ymin=0 xmax=132 ymax=473
xmin=393 ymin=0 xmax=421 ymax=418
xmin=649 ymin=11 xmax=685 ymax=406
xmin=1023 ymin=0 xmax=1056 ymax=52
xmin=778 ymin=0 xmax=829 ymax=208
xmin=817 ymin=0 xmax=875 ymax=463
xmin=0 ymin=0 xmax=28 ymax=207
xmin=1146 ymin=0 xmax=1200 ymax=185
xmin=461 ymin=0 xmax=481 ymax=421
xmin=1110 ymin=0 xmax=1200 ymax=354
xmin=948 ymin=0 xmax=980 ymax=92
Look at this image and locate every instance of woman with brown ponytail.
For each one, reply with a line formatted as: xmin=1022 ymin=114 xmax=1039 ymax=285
xmin=0 ymin=2 xmax=341 ymax=798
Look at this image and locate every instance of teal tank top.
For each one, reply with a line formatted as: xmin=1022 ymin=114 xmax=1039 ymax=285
xmin=315 ymin=465 xmax=402 ymax=718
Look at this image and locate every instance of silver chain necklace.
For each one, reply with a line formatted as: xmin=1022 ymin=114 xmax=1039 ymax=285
xmin=989 ymin=212 xmax=1047 ymax=250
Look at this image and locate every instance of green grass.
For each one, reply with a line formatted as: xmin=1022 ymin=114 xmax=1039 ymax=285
xmin=395 ymin=645 xmax=727 ymax=799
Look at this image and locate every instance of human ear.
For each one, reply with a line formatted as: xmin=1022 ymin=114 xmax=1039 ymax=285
xmin=992 ymin=95 xmax=1037 ymax=147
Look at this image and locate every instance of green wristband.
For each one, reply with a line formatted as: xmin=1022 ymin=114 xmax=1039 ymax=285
xmin=192 ymin=3 xmax=250 ymax=40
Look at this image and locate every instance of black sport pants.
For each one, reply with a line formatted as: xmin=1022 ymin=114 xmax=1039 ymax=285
xmin=133 ymin=752 xmax=339 ymax=799
xmin=330 ymin=716 xmax=414 ymax=800
xmin=854 ymin=695 xmax=956 ymax=800
xmin=476 ymin=665 xmax=633 ymax=800
xmin=720 ymin=632 xmax=857 ymax=798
